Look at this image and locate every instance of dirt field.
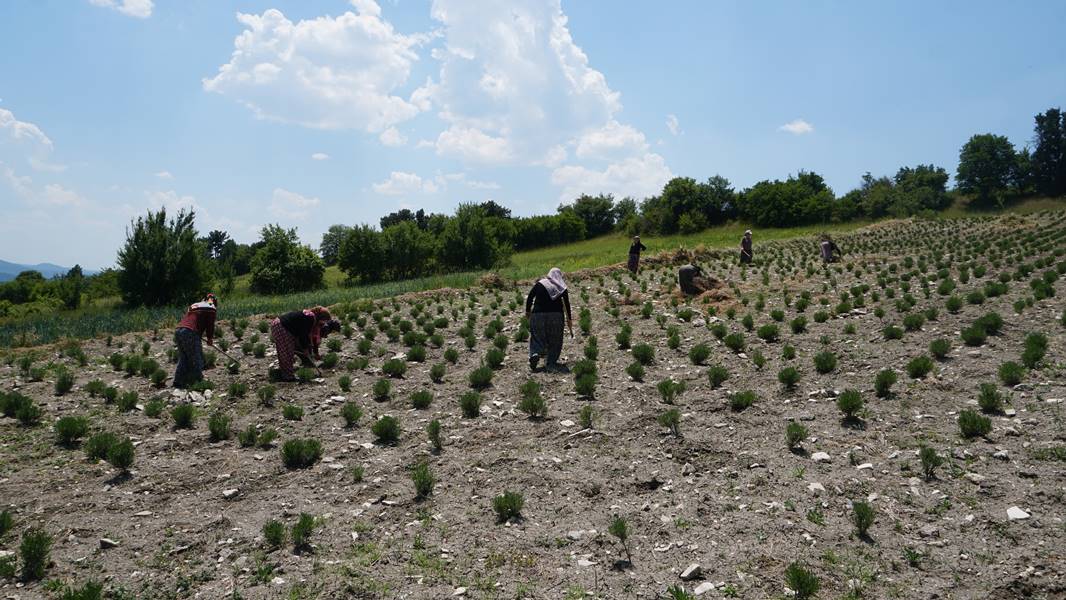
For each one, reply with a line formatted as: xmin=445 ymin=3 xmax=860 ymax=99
xmin=1 ymin=213 xmax=1065 ymax=599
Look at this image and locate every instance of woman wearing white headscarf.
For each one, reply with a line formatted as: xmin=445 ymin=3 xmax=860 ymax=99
xmin=525 ymin=267 xmax=573 ymax=371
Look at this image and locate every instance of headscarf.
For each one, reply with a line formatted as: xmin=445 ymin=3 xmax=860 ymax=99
xmin=744 ymin=230 xmax=752 ymax=237
xmin=538 ymin=267 xmax=567 ymax=301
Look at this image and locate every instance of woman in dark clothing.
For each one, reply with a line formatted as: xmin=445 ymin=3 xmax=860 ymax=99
xmin=627 ymin=235 xmax=647 ymax=273
xmin=525 ymin=267 xmax=573 ymax=371
xmin=173 ymin=294 xmax=217 ymax=389
xmin=820 ymin=234 xmax=839 ymax=263
xmin=270 ymin=306 xmax=333 ymax=381
xmin=740 ymin=230 xmax=753 ymax=264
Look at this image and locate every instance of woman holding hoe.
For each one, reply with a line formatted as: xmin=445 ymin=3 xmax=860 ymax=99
xmin=173 ymin=293 xmax=217 ymax=389
xmin=270 ymin=306 xmax=340 ymax=382
xmin=526 ymin=267 xmax=573 ymax=372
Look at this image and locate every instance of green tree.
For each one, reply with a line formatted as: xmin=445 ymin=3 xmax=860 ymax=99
xmin=117 ymin=209 xmax=209 ymax=307
xmin=891 ymin=164 xmax=950 ymax=215
xmin=737 ymin=171 xmax=834 ymax=227
xmin=560 ymin=194 xmax=615 ymax=237
xmin=438 ymin=204 xmax=514 ymax=271
xmin=338 ymin=224 xmax=387 ymax=283
xmin=956 ymin=133 xmax=1017 ymax=206
xmin=55 ymin=265 xmax=84 ymax=310
xmin=249 ymin=225 xmax=325 ymax=294
xmin=1031 ymin=107 xmax=1065 ymax=196
xmin=318 ymin=224 xmax=352 ymax=266
xmin=382 ymin=221 xmax=435 ymax=279
xmin=203 ymin=230 xmax=230 ymax=260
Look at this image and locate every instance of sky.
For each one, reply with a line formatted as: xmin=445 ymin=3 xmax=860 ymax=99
xmin=1 ymin=0 xmax=1064 ymax=270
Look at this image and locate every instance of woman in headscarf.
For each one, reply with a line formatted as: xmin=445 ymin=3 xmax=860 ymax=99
xmin=173 ymin=293 xmax=217 ymax=389
xmin=525 ymin=267 xmax=573 ymax=371
xmin=627 ymin=235 xmax=647 ymax=273
xmin=739 ymin=230 xmax=753 ymax=264
xmin=819 ymin=233 xmax=839 ymax=263
xmin=270 ymin=306 xmax=336 ymax=381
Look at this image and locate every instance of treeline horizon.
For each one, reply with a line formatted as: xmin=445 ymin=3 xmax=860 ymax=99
xmin=1 ymin=106 xmax=1064 ymax=318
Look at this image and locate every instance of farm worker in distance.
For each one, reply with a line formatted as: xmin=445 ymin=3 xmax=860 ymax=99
xmin=627 ymin=235 xmax=648 ymax=273
xmin=270 ymin=306 xmax=337 ymax=382
xmin=739 ymin=230 xmax=753 ymax=264
xmin=525 ymin=267 xmax=573 ymax=372
xmin=820 ymin=234 xmax=839 ymax=263
xmin=173 ymin=293 xmax=217 ymax=389
xmin=678 ymin=264 xmax=706 ymax=295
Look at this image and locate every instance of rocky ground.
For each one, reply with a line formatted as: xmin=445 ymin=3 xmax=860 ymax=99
xmin=1 ymin=213 xmax=1065 ymax=600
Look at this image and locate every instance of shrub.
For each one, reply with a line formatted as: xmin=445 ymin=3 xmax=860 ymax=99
xmin=625 ymin=361 xmax=645 ymax=382
xmin=0 ymin=509 xmax=11 ymax=537
xmin=208 ymin=412 xmax=231 ymax=441
xmin=280 ymin=438 xmax=322 ymax=468
xmin=171 ymin=404 xmax=196 ymax=429
xmin=468 ymin=365 xmax=494 ymax=390
xmin=958 ymin=409 xmax=991 ymax=439
xmin=295 ymin=367 xmax=316 ymax=383
xmin=430 ymin=363 xmax=446 ymax=383
xmin=874 ymin=369 xmax=897 ymax=398
xmin=852 ymin=501 xmax=875 ymax=537
xmin=116 ymin=390 xmax=138 ymax=413
xmin=945 ymin=295 xmax=963 ymax=313
xmin=707 ymin=364 xmax=729 ymax=388
xmin=710 ymin=322 xmax=727 ymax=339
xmin=784 ymin=562 xmax=820 ymax=600
xmin=84 ymin=379 xmax=106 ymax=397
xmin=657 ymin=408 xmax=682 ymax=437
xmin=459 ymin=391 xmax=483 ymax=418
xmin=756 ymin=323 xmax=779 ymax=342
xmin=257 ymin=385 xmax=276 ymax=405
xmin=836 ymin=389 xmax=863 ymax=420
xmin=484 ymin=347 xmax=505 ymax=369
xmin=492 ymin=491 xmax=524 ymax=523
xmin=919 ymin=445 xmax=943 ymax=480
xmin=263 ymin=520 xmax=285 ymax=548
xmin=656 ymin=379 xmax=686 ymax=404
xmin=253 ymin=343 xmax=266 ymax=358
xmin=84 ymin=432 xmax=119 ymax=462
xmin=427 ymin=419 xmax=443 ymax=452
xmin=291 ymin=513 xmax=316 ymax=552
xmin=54 ymin=369 xmax=75 ymax=396
xmin=730 ymin=390 xmax=756 ymax=412
xmin=882 ymin=325 xmax=904 ymax=340
xmin=974 ymin=312 xmax=1004 ymax=335
xmin=906 ymin=355 xmax=934 ymax=379
xmin=813 ymin=351 xmax=837 ymax=374
xmin=789 ymin=316 xmax=807 ymax=334
xmin=902 ymin=313 xmax=925 ymax=332
xmin=320 ymin=352 xmax=340 ymax=369
xmin=55 ymin=416 xmax=89 ymax=447
xmin=518 ymin=380 xmax=547 ymax=418
xmin=257 ymin=428 xmax=278 ymax=448
xmin=688 ymin=343 xmax=711 ymax=365
xmin=813 ymin=310 xmax=829 ymax=323
xmin=997 ymin=361 xmax=1024 ymax=386
xmin=238 ymin=424 xmax=258 ymax=447
xmin=723 ymin=333 xmax=745 ymax=353
xmin=785 ymin=421 xmax=807 ymax=450
xmin=382 ymin=358 xmax=407 ymax=378
xmin=977 ymin=383 xmax=1003 ymax=413
xmin=1021 ymin=332 xmax=1048 ymax=368
xmin=144 ymin=397 xmax=164 ymax=418
xmin=631 ymin=343 xmax=655 ymax=365
xmin=410 ymin=390 xmax=433 ymax=410
xmin=575 ymin=373 xmax=598 ymax=397
xmin=411 ymin=462 xmax=436 ymax=499
xmin=282 ymin=404 xmax=304 ymax=421
xmin=929 ymin=338 xmax=951 ymax=360
xmin=106 ymin=437 xmax=135 ymax=472
xmin=19 ymin=528 xmax=52 ymax=581
xmin=778 ymin=366 xmax=800 ymax=389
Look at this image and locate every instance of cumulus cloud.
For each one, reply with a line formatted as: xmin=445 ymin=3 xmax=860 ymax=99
xmin=379 ymin=127 xmax=407 ymax=147
xmin=154 ymin=170 xmax=173 ymax=179
xmin=0 ymin=162 xmax=33 ymax=197
xmin=779 ymin=119 xmax=814 ymax=135
xmin=574 ymin=120 xmax=648 ymax=160
xmin=203 ymin=6 xmax=431 ymax=133
xmin=442 ymin=172 xmax=500 ymax=190
xmin=666 ymin=114 xmax=681 ymax=136
xmin=551 ymin=153 xmax=672 ymax=202
xmin=42 ymin=184 xmax=86 ymax=207
xmin=372 ymin=171 xmax=437 ymax=195
xmin=0 ymin=108 xmax=53 ymax=149
xmin=88 ymin=0 xmax=153 ymax=18
xmin=435 ymin=126 xmax=512 ymax=163
xmin=269 ymin=188 xmax=320 ymax=220
xmin=311 ymin=153 xmax=330 ymax=161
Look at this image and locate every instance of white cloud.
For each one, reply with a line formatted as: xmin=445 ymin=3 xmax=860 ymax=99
xmin=88 ymin=0 xmax=153 ymax=18
xmin=442 ymin=172 xmax=500 ymax=190
xmin=551 ymin=153 xmax=672 ymax=202
xmin=146 ymin=189 xmax=201 ymax=214
xmin=311 ymin=153 xmax=330 ymax=161
xmin=28 ymin=157 xmax=67 ymax=173
xmin=0 ymin=162 xmax=33 ymax=197
xmin=379 ymin=126 xmax=407 ymax=147
xmin=42 ymin=184 xmax=86 ymax=207
xmin=435 ymin=126 xmax=513 ymax=163
xmin=666 ymin=114 xmax=681 ymax=136
xmin=779 ymin=119 xmax=814 ymax=135
xmin=1 ymin=107 xmax=67 ymax=173
xmin=0 ymin=108 xmax=53 ymax=149
xmin=203 ymin=7 xmax=430 ymax=133
xmin=574 ymin=120 xmax=648 ymax=160
xmin=269 ymin=188 xmax=320 ymax=220
xmin=154 ymin=170 xmax=173 ymax=179
xmin=372 ymin=171 xmax=437 ymax=195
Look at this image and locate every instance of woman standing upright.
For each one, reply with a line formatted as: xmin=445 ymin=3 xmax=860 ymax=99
xmin=740 ymin=230 xmax=754 ymax=264
xmin=526 ymin=268 xmax=573 ymax=372
xmin=270 ymin=306 xmax=334 ymax=382
xmin=173 ymin=293 xmax=217 ymax=389
xmin=627 ymin=235 xmax=647 ymax=273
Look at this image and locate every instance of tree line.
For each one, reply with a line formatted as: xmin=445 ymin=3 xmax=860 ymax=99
xmin=1 ymin=107 xmax=1062 ymax=315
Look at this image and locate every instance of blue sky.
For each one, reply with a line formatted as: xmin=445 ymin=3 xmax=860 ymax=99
xmin=1 ymin=0 xmax=1064 ymax=269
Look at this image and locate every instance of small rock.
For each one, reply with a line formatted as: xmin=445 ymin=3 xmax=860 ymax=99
xmin=680 ymin=564 xmax=702 ymax=581
xmin=271 ymin=577 xmax=286 ymax=585
xmin=811 ymin=452 xmax=831 ymax=463
xmin=918 ymin=525 xmax=939 ymax=538
xmin=577 ymin=558 xmax=597 ymax=567
xmin=993 ymin=450 xmax=1010 ymax=461
xmin=222 ymin=489 xmax=239 ymax=499
xmin=807 ymin=482 xmax=826 ymax=495
xmin=560 ymin=419 xmax=575 ymax=427
xmin=99 ymin=538 xmax=120 ymax=549
xmin=1003 ymin=408 xmax=1017 ymax=417
xmin=452 ymin=587 xmax=467 ymax=596
xmin=133 ymin=511 xmax=153 ymax=517
xmin=856 ymin=463 xmax=873 ymax=470
xmin=682 ymin=462 xmax=694 ymax=476
xmin=964 ymin=472 xmax=987 ymax=485
xmin=1006 ymin=506 xmax=1030 ymax=520
xmin=566 ymin=530 xmax=585 ymax=541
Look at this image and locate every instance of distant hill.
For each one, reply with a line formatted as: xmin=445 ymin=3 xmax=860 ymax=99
xmin=0 ymin=260 xmax=99 ymax=282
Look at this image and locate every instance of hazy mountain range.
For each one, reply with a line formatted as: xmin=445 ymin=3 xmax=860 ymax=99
xmin=0 ymin=260 xmax=100 ymax=282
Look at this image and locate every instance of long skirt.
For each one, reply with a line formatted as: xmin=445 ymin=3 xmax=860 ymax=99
xmin=740 ymin=250 xmax=752 ymax=264
xmin=627 ymin=253 xmax=640 ymax=273
xmin=529 ymin=312 xmax=565 ymax=366
xmin=270 ymin=318 xmax=297 ymax=377
xmin=173 ymin=327 xmax=204 ymax=389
